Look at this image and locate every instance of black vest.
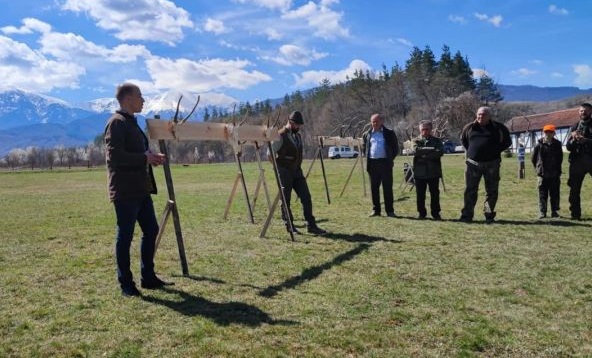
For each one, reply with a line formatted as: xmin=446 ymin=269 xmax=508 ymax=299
xmin=275 ymin=129 xmax=303 ymax=170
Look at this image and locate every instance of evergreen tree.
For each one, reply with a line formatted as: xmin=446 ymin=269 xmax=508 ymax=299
xmin=452 ymin=51 xmax=475 ymax=92
xmin=476 ymin=74 xmax=503 ymax=105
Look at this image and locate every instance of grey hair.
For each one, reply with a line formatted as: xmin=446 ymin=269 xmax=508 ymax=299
xmin=419 ymin=120 xmax=432 ymax=129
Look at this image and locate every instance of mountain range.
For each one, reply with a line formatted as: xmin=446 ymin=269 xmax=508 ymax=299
xmin=1 ymin=85 xmax=592 ymax=156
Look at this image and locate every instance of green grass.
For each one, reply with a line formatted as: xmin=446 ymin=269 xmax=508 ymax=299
xmin=1 ymin=154 xmax=592 ymax=357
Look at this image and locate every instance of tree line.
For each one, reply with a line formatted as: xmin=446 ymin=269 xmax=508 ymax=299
xmin=6 ymin=44 xmax=570 ymax=170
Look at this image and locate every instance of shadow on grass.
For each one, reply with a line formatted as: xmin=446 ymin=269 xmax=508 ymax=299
xmin=323 ymin=232 xmax=403 ymax=243
xmin=394 ymin=195 xmax=411 ymax=202
xmin=180 ymin=274 xmax=263 ymax=290
xmin=176 ymin=274 xmax=226 ymax=284
xmin=142 ymin=287 xmax=297 ymax=327
xmin=456 ymin=218 xmax=590 ymax=227
xmin=258 ymin=243 xmax=371 ymax=298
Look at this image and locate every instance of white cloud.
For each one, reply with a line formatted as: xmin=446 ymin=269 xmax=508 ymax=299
xmin=474 ymin=13 xmax=503 ymax=27
xmin=0 ymin=35 xmax=85 ymax=92
xmin=512 ymin=68 xmax=537 ymax=76
xmin=145 ymin=57 xmax=272 ymax=92
xmin=530 ymin=59 xmax=543 ymax=65
xmin=204 ymin=18 xmax=228 ymax=35
xmin=263 ymin=27 xmax=283 ymax=40
xmin=396 ymin=38 xmax=413 ymax=47
xmin=232 ymin=0 xmax=292 ymax=11
xmin=62 ymin=0 xmax=193 ymax=45
xmin=110 ymin=44 xmax=152 ymax=63
xmin=8 ymin=19 xmax=152 ymax=63
xmin=471 ymin=68 xmax=490 ymax=78
xmin=282 ymin=1 xmax=349 ymax=40
xmin=549 ymin=5 xmax=568 ymax=15
xmin=1 ymin=17 xmax=51 ymax=35
xmin=448 ymin=15 xmax=466 ymax=24
xmin=573 ymin=64 xmax=592 ymax=87
xmin=294 ymin=59 xmax=371 ymax=87
xmin=265 ymin=44 xmax=327 ymax=66
xmin=551 ymin=72 xmax=564 ymax=78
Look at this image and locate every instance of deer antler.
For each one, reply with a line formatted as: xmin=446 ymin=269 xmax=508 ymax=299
xmin=172 ymin=95 xmax=183 ymax=123
xmin=238 ymin=109 xmax=250 ymax=126
xmin=179 ymin=95 xmax=200 ymax=124
xmin=272 ymin=109 xmax=282 ymax=128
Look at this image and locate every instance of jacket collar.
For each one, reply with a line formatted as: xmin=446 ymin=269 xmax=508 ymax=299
xmin=116 ymin=110 xmax=137 ymax=122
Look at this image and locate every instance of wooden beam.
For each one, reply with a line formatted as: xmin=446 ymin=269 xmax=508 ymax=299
xmin=146 ymin=119 xmax=279 ymax=142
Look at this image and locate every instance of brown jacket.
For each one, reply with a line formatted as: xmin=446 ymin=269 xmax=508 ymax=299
xmin=104 ymin=111 xmax=157 ymax=201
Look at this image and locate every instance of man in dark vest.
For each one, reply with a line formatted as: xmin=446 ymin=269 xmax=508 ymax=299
xmin=271 ymin=111 xmax=326 ymax=235
xmin=459 ymin=106 xmax=511 ymax=223
xmin=362 ymin=113 xmax=399 ymax=217
xmin=104 ymin=83 xmax=172 ymax=296
xmin=566 ymin=102 xmax=592 ymax=220
xmin=412 ymin=120 xmax=443 ymax=220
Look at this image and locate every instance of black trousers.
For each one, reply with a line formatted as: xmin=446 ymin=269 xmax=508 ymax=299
xmin=278 ymin=166 xmax=315 ymax=225
xmin=367 ymin=159 xmax=394 ymax=214
xmin=537 ymin=176 xmax=560 ymax=214
xmin=415 ymin=177 xmax=440 ymax=217
xmin=568 ymin=155 xmax=592 ymax=217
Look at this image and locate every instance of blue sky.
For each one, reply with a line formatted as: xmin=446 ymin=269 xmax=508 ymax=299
xmin=1 ymin=0 xmax=590 ymax=107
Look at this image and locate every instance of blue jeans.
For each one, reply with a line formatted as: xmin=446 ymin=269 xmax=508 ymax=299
xmin=113 ymin=195 xmax=159 ymax=287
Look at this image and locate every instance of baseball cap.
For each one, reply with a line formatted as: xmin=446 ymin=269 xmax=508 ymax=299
xmin=543 ymin=124 xmax=556 ymax=132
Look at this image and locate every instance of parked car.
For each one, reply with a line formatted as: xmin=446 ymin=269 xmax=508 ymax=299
xmin=328 ymin=146 xmax=359 ymax=159
xmin=442 ymin=140 xmax=464 ymax=154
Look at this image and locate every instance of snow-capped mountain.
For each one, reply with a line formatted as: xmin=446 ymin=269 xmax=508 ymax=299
xmin=0 ymin=88 xmax=241 ymax=155
xmin=143 ymin=89 xmax=238 ymax=120
xmin=0 ymin=89 xmax=97 ymax=130
xmin=77 ymin=97 xmax=119 ymax=113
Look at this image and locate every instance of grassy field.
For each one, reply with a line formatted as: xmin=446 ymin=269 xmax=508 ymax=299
xmin=1 ymin=154 xmax=591 ymax=357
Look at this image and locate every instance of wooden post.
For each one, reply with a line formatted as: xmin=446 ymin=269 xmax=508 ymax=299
xmin=518 ymin=145 xmax=526 ymax=179
xmin=339 ymin=153 xmax=360 ymax=197
xmin=252 ymin=142 xmax=272 ymax=211
xmin=158 ymin=140 xmax=189 ymax=276
xmin=358 ymin=143 xmax=366 ymax=197
xmin=317 ymin=137 xmax=331 ymax=205
xmin=223 ymin=173 xmax=241 ymax=220
xmin=154 ymin=200 xmax=174 ymax=255
xmin=235 ymin=151 xmax=255 ymax=223
xmin=260 ymin=141 xmax=295 ymax=241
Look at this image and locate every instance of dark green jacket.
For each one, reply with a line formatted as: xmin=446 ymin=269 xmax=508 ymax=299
xmin=412 ymin=135 xmax=443 ymax=179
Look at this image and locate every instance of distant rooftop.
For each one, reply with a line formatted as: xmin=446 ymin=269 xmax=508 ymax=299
xmin=507 ymin=108 xmax=579 ymax=133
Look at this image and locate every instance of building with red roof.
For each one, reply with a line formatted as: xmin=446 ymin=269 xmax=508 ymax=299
xmin=506 ymin=108 xmax=579 ymax=152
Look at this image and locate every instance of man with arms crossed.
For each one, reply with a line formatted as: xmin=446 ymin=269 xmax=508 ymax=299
xmin=459 ymin=106 xmax=511 ymax=223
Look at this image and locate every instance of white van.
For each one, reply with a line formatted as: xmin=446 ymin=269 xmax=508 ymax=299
xmin=328 ymin=146 xmax=359 ymax=159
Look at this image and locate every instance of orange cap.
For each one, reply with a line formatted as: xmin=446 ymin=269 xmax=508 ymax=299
xmin=543 ymin=124 xmax=556 ymax=132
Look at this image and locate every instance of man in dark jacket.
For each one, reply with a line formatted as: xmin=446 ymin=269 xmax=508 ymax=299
xmin=459 ymin=106 xmax=511 ymax=223
xmin=105 ymin=83 xmax=170 ymax=296
xmin=566 ymin=102 xmax=592 ymax=220
xmin=531 ymin=124 xmax=563 ymax=219
xmin=271 ymin=111 xmax=326 ymax=235
xmin=362 ymin=113 xmax=399 ymax=217
xmin=412 ymin=120 xmax=443 ymax=220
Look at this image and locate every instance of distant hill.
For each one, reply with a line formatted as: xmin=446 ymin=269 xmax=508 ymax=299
xmin=498 ymin=85 xmax=592 ymax=102
xmin=2 ymin=85 xmax=592 ymax=156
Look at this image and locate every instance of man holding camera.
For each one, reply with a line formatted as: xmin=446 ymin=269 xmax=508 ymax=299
xmin=566 ymin=103 xmax=592 ymax=220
